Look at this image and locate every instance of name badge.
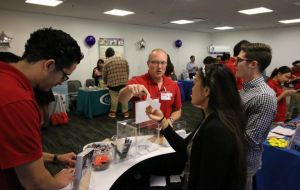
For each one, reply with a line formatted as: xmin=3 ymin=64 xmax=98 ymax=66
xmin=161 ymin=92 xmax=172 ymax=100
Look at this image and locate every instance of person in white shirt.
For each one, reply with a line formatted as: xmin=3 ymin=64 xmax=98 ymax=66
xmin=186 ymin=55 xmax=198 ymax=79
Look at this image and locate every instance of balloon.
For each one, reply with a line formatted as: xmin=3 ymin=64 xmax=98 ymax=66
xmin=85 ymin=35 xmax=96 ymax=47
xmin=175 ymin=40 xmax=182 ymax=48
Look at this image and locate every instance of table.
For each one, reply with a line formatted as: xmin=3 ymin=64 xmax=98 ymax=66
xmin=256 ymin=143 xmax=300 ymax=190
xmin=62 ymin=138 xmax=175 ymax=190
xmin=177 ymin=81 xmax=185 ymax=102
xmin=76 ymin=88 xmax=111 ymax=119
xmin=256 ymin=118 xmax=300 ymax=190
xmin=178 ymin=80 xmax=193 ymax=101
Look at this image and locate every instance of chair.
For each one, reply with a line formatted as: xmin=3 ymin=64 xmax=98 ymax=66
xmin=86 ymin=79 xmax=95 ymax=87
xmin=67 ymin=80 xmax=82 ymax=110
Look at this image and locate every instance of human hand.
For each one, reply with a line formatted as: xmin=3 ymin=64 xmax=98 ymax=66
xmin=54 ymin=168 xmax=75 ymax=188
xmin=285 ymin=89 xmax=298 ymax=96
xmin=57 ymin=152 xmax=76 ymax=167
xmin=128 ymin=84 xmax=150 ymax=98
xmin=145 ymin=105 xmax=164 ymax=121
xmin=94 ymin=69 xmax=100 ymax=76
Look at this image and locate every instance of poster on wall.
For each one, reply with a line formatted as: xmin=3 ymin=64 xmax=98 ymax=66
xmin=99 ymin=38 xmax=125 ymax=59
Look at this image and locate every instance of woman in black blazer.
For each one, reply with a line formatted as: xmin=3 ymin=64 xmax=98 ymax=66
xmin=146 ymin=64 xmax=247 ymax=190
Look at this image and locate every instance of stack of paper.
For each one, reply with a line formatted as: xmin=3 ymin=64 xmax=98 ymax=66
xmin=267 ymin=132 xmax=285 ymax=139
xmin=270 ymin=126 xmax=295 ymax=137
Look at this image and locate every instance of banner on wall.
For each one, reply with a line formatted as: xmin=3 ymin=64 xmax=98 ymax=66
xmin=99 ymin=38 xmax=124 ymax=59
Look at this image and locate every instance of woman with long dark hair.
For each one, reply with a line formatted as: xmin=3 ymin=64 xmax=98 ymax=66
xmin=165 ymin=54 xmax=177 ymax=81
xmin=146 ymin=64 xmax=247 ymax=190
xmin=92 ymin=59 xmax=104 ymax=86
xmin=267 ymin=66 xmax=297 ymax=122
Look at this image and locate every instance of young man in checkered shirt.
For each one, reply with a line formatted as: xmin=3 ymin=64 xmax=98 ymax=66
xmin=236 ymin=42 xmax=277 ymax=190
xmin=102 ymin=47 xmax=130 ymax=118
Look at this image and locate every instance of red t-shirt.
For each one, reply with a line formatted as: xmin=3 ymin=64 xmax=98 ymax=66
xmin=267 ymin=79 xmax=286 ymax=122
xmin=224 ymin=58 xmax=243 ymax=90
xmin=0 ymin=61 xmax=42 ymax=189
xmin=127 ymin=73 xmax=182 ymax=118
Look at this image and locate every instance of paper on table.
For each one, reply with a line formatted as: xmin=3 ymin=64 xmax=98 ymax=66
xmin=170 ymin=175 xmax=182 ymax=183
xmin=267 ymin=132 xmax=285 ymax=139
xmin=271 ymin=126 xmax=295 ymax=136
xmin=135 ymin=98 xmax=160 ymax=124
xmin=149 ymin=175 xmax=167 ymax=187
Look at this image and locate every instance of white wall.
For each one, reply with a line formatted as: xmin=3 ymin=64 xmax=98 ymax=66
xmin=0 ymin=10 xmax=211 ymax=85
xmin=211 ymin=26 xmax=300 ymax=75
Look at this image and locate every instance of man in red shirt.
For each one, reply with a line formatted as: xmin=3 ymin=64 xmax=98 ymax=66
xmin=0 ymin=28 xmax=83 ymax=189
xmin=119 ymin=48 xmax=182 ymax=122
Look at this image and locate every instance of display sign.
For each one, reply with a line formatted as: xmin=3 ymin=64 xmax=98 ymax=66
xmin=99 ymin=38 xmax=124 ymax=59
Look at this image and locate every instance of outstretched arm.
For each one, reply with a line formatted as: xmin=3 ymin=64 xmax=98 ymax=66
xmin=119 ymin=84 xmax=150 ymax=103
xmin=15 ymin=157 xmax=74 ymax=189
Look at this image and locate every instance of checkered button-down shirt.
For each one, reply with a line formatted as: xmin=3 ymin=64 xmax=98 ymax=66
xmin=240 ymin=76 xmax=277 ymax=170
xmin=103 ymin=56 xmax=129 ymax=88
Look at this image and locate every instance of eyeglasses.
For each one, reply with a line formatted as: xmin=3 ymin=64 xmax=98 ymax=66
xmin=56 ymin=66 xmax=69 ymax=81
xmin=235 ymin=57 xmax=253 ymax=65
xmin=150 ymin=60 xmax=167 ymax=65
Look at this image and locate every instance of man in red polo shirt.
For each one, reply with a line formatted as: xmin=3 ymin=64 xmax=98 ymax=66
xmin=0 ymin=28 xmax=83 ymax=190
xmin=119 ymin=48 xmax=182 ymax=122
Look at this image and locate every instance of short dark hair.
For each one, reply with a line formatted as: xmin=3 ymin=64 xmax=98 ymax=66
xmin=190 ymin=55 xmax=195 ymax=60
xmin=0 ymin=52 xmax=21 ymax=63
xmin=203 ymin=56 xmax=216 ymax=65
xmin=221 ymin=53 xmax=230 ymax=61
xmin=233 ymin=40 xmax=250 ymax=57
xmin=22 ymin=28 xmax=83 ymax=69
xmin=105 ymin=47 xmax=115 ymax=58
xmin=241 ymin=42 xmax=272 ymax=73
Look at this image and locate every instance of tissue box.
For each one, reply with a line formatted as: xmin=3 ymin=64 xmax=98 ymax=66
xmin=115 ymin=119 xmax=160 ymax=161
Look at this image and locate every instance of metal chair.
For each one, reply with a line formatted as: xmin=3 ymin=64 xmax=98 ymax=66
xmin=85 ymin=79 xmax=95 ymax=87
xmin=67 ymin=80 xmax=82 ymax=110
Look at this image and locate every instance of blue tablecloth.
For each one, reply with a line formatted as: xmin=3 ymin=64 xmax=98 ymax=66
xmin=256 ymin=117 xmax=300 ymax=190
xmin=76 ymin=89 xmax=111 ymax=119
xmin=256 ymin=143 xmax=300 ymax=190
xmin=177 ymin=81 xmax=185 ymax=102
xmin=178 ymin=80 xmax=193 ymax=101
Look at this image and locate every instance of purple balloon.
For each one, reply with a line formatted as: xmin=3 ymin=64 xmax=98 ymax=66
xmin=85 ymin=35 xmax=96 ymax=47
xmin=175 ymin=40 xmax=182 ymax=48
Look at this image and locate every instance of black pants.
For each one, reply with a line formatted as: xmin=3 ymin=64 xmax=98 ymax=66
xmin=110 ymin=152 xmax=186 ymax=190
xmin=188 ymin=73 xmax=196 ymax=80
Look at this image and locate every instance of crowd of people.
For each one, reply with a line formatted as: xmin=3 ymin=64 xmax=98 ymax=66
xmin=1 ymin=26 xmax=299 ymax=190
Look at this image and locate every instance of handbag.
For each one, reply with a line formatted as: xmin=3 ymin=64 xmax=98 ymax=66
xmin=50 ymin=112 xmax=69 ymax=125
